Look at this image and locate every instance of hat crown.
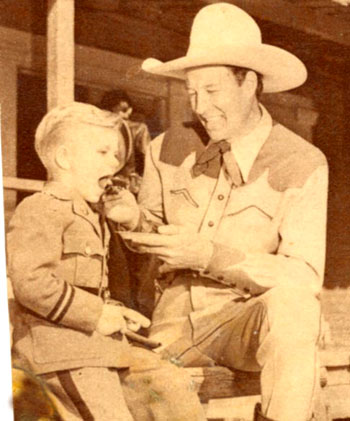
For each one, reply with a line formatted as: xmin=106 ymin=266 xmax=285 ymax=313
xmin=188 ymin=3 xmax=261 ymax=56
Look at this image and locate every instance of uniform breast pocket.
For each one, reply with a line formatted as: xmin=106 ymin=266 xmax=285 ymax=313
xmin=60 ymin=235 xmax=105 ymax=288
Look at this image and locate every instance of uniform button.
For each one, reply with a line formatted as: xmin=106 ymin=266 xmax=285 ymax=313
xmin=85 ymin=245 xmax=92 ymax=255
xmin=218 ymin=194 xmax=224 ymax=201
xmin=192 ymin=272 xmax=198 ymax=278
xmin=208 ymin=221 xmax=214 ymax=227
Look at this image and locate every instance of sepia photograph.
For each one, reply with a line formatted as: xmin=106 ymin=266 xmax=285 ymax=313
xmin=1 ymin=0 xmax=350 ymax=420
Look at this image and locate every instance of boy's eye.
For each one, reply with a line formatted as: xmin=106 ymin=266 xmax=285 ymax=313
xmin=97 ymin=150 xmax=108 ymax=155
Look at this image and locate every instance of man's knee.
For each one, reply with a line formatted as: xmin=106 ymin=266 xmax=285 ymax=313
xmin=261 ymin=285 xmax=321 ymax=342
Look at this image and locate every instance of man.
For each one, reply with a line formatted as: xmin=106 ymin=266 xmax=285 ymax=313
xmin=112 ymin=3 xmax=328 ymax=421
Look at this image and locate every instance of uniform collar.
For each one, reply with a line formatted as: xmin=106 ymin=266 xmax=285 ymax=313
xmin=42 ymin=181 xmax=101 ymax=233
xmin=228 ymin=105 xmax=272 ymax=182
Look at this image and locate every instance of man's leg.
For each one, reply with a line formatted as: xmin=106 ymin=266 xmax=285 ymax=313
xmin=256 ymin=286 xmax=321 ymax=421
xmin=120 ymin=346 xmax=206 ymax=421
xmin=41 ymin=367 xmax=133 ymax=421
xmin=161 ymin=285 xmax=320 ymax=421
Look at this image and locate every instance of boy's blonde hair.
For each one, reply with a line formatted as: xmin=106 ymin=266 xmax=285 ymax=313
xmin=35 ymin=101 xmax=131 ymax=171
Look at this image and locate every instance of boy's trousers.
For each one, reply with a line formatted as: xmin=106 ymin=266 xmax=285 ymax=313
xmin=41 ymin=347 xmax=205 ymax=421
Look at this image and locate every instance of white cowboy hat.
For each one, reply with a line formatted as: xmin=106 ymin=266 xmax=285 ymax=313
xmin=142 ymin=3 xmax=307 ymax=93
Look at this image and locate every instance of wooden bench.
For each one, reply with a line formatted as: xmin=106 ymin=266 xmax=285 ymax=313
xmin=186 ymin=347 xmax=350 ymax=421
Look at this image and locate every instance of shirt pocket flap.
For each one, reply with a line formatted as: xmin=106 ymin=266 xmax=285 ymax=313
xmin=225 ymin=184 xmax=281 ymax=220
xmin=63 ymin=235 xmax=104 ymax=257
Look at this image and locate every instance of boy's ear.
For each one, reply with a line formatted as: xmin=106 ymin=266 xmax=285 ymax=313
xmin=55 ymin=145 xmax=71 ymax=170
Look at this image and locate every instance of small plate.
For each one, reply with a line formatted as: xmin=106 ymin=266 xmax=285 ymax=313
xmin=117 ymin=231 xmax=166 ymax=246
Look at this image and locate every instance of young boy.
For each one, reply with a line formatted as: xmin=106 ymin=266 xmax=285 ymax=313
xmin=7 ymin=102 xmax=205 ymax=421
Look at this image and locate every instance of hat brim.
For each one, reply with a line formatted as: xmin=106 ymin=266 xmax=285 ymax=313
xmin=142 ymin=44 xmax=307 ymax=93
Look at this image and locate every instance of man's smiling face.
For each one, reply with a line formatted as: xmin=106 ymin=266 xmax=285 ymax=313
xmin=185 ymin=65 xmax=253 ymax=142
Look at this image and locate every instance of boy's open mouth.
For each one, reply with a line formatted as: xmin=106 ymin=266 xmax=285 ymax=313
xmin=98 ymin=175 xmax=113 ymax=190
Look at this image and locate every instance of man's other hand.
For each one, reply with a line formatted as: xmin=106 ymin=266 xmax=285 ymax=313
xmin=122 ymin=225 xmax=214 ymax=272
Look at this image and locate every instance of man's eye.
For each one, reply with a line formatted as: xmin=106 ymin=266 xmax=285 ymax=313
xmin=98 ymin=150 xmax=107 ymax=155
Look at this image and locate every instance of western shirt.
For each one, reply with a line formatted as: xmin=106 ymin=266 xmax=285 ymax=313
xmin=138 ymin=107 xmax=328 ymax=317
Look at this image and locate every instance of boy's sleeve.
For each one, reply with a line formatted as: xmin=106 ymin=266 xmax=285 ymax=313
xmin=7 ymin=196 xmax=103 ymax=333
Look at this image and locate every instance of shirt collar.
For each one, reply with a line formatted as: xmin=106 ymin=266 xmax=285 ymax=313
xmin=43 ymin=181 xmax=78 ymax=200
xmin=229 ymin=105 xmax=272 ymax=182
xmin=42 ymin=181 xmax=91 ymax=212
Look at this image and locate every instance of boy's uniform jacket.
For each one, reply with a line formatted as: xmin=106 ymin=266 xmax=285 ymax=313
xmin=7 ymin=182 xmax=130 ymax=374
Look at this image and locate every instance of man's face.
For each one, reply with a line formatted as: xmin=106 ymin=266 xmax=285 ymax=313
xmin=64 ymin=123 xmax=125 ymax=203
xmin=185 ymin=66 xmax=253 ymax=141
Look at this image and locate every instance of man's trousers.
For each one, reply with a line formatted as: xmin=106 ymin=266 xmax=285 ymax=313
xmin=150 ymin=281 xmax=322 ymax=421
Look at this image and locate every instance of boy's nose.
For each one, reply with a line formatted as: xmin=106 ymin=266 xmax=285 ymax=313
xmin=109 ymin=154 xmax=120 ymax=172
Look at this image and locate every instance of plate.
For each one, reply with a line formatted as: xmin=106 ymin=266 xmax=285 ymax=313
xmin=117 ymin=231 xmax=166 ymax=246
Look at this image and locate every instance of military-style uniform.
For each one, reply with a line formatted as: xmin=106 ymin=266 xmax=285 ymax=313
xmin=7 ymin=181 xmax=205 ymax=421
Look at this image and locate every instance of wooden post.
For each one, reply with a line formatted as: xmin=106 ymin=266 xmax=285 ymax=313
xmin=47 ymin=0 xmax=75 ymax=110
xmin=0 ymin=60 xmax=18 ymax=227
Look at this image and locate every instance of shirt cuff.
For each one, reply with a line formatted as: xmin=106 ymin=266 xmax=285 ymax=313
xmin=199 ymin=243 xmax=246 ymax=285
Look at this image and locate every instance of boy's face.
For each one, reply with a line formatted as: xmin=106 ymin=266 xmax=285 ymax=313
xmin=64 ymin=123 xmax=124 ymax=203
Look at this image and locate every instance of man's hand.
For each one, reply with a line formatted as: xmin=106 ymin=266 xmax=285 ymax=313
xmin=121 ymin=225 xmax=214 ymax=272
xmin=96 ymin=304 xmax=151 ymax=336
xmin=103 ymin=189 xmax=140 ymax=230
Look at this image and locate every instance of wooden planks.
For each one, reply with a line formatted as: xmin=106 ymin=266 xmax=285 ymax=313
xmin=186 ymin=346 xmax=350 ymax=420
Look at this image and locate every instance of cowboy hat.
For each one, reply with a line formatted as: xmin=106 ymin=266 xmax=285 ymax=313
xmin=142 ymin=3 xmax=307 ymax=93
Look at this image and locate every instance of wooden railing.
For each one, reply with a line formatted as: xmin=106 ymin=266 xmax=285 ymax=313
xmin=3 ymin=176 xmax=44 ymax=193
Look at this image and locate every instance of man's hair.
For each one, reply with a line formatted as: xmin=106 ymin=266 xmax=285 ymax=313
xmin=99 ymin=90 xmax=133 ymax=112
xmin=35 ymin=102 xmax=123 ymax=171
xmin=229 ymin=66 xmax=264 ymax=99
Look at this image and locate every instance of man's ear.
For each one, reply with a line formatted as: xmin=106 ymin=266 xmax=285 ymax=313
xmin=244 ymin=71 xmax=258 ymax=98
xmin=55 ymin=145 xmax=71 ymax=170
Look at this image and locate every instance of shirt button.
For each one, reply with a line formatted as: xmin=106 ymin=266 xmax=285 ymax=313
xmin=85 ymin=245 xmax=92 ymax=255
xmin=218 ymin=194 xmax=225 ymax=201
xmin=208 ymin=221 xmax=214 ymax=227
xmin=192 ymin=272 xmax=198 ymax=278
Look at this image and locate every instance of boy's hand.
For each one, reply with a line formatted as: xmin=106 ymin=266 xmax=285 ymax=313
xmin=103 ymin=189 xmax=140 ymax=230
xmin=96 ymin=304 xmax=151 ymax=336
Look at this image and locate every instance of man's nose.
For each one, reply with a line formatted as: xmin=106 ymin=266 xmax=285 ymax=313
xmin=193 ymin=91 xmax=210 ymax=115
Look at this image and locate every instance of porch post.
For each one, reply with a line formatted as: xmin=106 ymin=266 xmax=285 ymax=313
xmin=47 ymin=0 xmax=75 ymax=110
